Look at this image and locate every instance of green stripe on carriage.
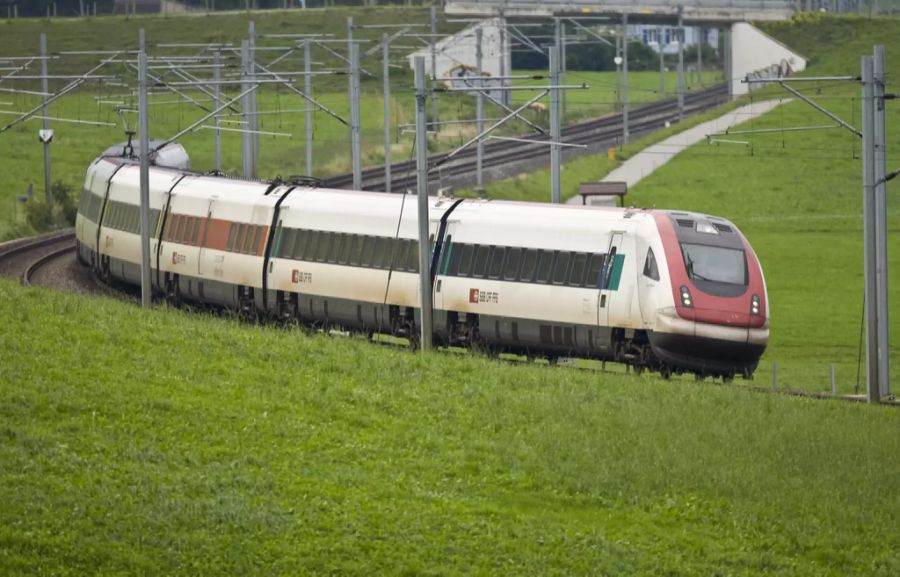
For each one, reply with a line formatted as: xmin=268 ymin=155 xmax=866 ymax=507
xmin=608 ymin=254 xmax=625 ymax=291
xmin=441 ymin=243 xmax=453 ymax=275
xmin=273 ymin=226 xmax=283 ymax=257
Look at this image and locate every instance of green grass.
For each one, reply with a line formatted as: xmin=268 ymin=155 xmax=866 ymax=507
xmin=1 ymin=278 xmax=898 ymax=576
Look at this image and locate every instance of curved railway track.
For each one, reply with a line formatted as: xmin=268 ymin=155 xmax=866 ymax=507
xmin=0 ymin=230 xmax=76 ymax=284
xmin=323 ymin=83 xmax=729 ymax=191
xmin=22 ymin=244 xmax=77 ymax=287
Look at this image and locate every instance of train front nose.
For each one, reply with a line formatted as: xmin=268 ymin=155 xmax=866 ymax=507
xmin=651 ymin=212 xmax=769 ymax=377
xmin=651 ymin=306 xmax=768 ymax=377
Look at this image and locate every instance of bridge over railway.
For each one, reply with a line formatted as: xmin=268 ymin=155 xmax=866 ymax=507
xmin=446 ymin=0 xmax=798 ymax=23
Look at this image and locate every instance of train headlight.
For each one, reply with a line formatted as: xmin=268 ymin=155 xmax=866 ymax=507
xmin=696 ymin=222 xmax=719 ymax=235
xmin=751 ymin=294 xmax=761 ymax=316
xmin=680 ymin=285 xmax=693 ymax=308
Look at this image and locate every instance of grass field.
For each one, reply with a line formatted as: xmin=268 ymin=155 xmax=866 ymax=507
xmin=2 ymin=11 xmax=899 ymax=576
xmin=1 ymin=278 xmax=898 ymax=576
xmin=462 ymin=14 xmax=900 ymax=395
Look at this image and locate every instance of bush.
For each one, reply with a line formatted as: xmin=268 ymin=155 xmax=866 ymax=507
xmin=23 ymin=180 xmax=78 ymax=233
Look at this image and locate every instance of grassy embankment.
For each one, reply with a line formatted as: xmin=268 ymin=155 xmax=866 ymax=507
xmin=462 ymin=14 xmax=900 ymax=394
xmin=1 ymin=278 xmax=898 ymax=575
xmin=0 ymin=8 xmax=720 ymax=239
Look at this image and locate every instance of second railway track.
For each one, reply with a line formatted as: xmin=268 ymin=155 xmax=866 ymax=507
xmin=323 ymin=83 xmax=729 ymax=192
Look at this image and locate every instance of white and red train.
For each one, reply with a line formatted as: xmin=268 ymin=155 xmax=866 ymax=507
xmin=76 ymin=145 xmax=769 ymax=378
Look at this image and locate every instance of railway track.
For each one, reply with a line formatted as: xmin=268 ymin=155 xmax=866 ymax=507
xmin=323 ymin=83 xmax=729 ymax=192
xmin=0 ymin=229 xmax=75 ymax=284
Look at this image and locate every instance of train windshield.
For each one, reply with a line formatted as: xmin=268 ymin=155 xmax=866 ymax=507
xmin=681 ymin=243 xmax=747 ymax=285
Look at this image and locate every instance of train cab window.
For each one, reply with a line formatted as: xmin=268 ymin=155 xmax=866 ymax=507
xmin=519 ymin=249 xmax=538 ymax=282
xmin=503 ymin=248 xmax=522 ymax=281
xmin=535 ymin=250 xmax=555 ymax=284
xmin=552 ymin=252 xmax=571 ymax=285
xmin=681 ymin=243 xmax=747 ymax=285
xmin=585 ymin=253 xmax=604 ymax=287
xmin=568 ymin=253 xmax=587 ymax=287
xmin=472 ymin=245 xmax=491 ymax=278
xmin=488 ymin=247 xmax=505 ymax=279
xmin=643 ymin=247 xmax=660 ymax=281
xmin=457 ymin=244 xmax=475 ymax=277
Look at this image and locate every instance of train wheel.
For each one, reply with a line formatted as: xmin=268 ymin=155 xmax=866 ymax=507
xmin=660 ymin=365 xmax=672 ymax=380
xmin=165 ymin=275 xmax=181 ymax=308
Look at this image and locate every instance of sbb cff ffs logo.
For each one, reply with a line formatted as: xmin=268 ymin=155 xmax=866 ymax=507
xmin=469 ymin=288 xmax=499 ymax=304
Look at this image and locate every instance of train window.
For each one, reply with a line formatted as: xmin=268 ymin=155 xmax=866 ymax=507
xmin=251 ymin=225 xmax=263 ymax=254
xmin=175 ymin=215 xmax=184 ymax=241
xmin=488 ymin=247 xmax=505 ymax=279
xmin=191 ymin=218 xmax=201 ymax=246
xmin=346 ymin=234 xmax=362 ymax=266
xmin=472 ymin=245 xmax=491 ymax=278
xmin=315 ymin=231 xmax=331 ymax=262
xmin=327 ymin=233 xmax=343 ymax=263
xmin=176 ymin=216 xmax=185 ymax=242
xmin=444 ymin=241 xmax=461 ymax=276
xmin=360 ymin=236 xmax=377 ymax=268
xmin=457 ymin=244 xmax=475 ymax=277
xmin=303 ymin=230 xmax=320 ymax=261
xmin=552 ymin=252 xmax=571 ymax=285
xmin=535 ymin=250 xmax=555 ymax=284
xmin=339 ymin=233 xmax=354 ymax=264
xmin=519 ymin=249 xmax=538 ymax=282
xmin=367 ymin=237 xmax=385 ymax=269
xmin=279 ymin=228 xmax=294 ymax=259
xmin=394 ymin=239 xmax=410 ymax=271
xmin=681 ymin=243 xmax=746 ymax=285
xmin=291 ymin=229 xmax=306 ymax=259
xmin=643 ymin=247 xmax=660 ymax=281
xmin=130 ymin=206 xmax=140 ymax=234
xmin=224 ymin=221 xmax=236 ymax=250
xmin=585 ymin=253 xmax=604 ymax=287
xmin=407 ymin=240 xmax=419 ymax=272
xmin=151 ymin=210 xmax=161 ymax=238
xmin=569 ymin=253 xmax=587 ymax=287
xmin=239 ymin=225 xmax=251 ymax=254
xmin=502 ymin=248 xmax=521 ymax=281
xmin=232 ymin=224 xmax=242 ymax=252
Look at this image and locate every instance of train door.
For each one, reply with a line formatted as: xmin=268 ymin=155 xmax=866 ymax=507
xmin=597 ymin=231 xmax=625 ymax=328
xmin=197 ymin=198 xmax=215 ymax=277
